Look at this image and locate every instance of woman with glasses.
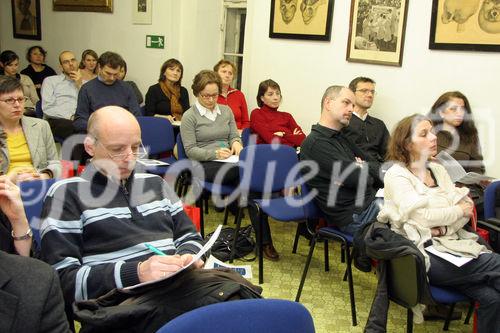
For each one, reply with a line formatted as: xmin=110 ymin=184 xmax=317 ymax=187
xmin=79 ymin=49 xmax=98 ymax=84
xmin=0 ymin=50 xmax=39 ymax=115
xmin=145 ymin=58 xmax=190 ymax=122
xmin=250 ymin=79 xmax=305 ymax=148
xmin=0 ymin=76 xmax=60 ymax=183
xmin=214 ymin=59 xmax=249 ymax=133
xmin=181 ymin=71 xmax=280 ymax=261
xmin=20 ymin=46 xmax=57 ymax=99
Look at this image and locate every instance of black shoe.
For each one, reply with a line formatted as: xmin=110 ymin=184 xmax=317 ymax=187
xmin=354 ymin=255 xmax=372 ymax=273
xmin=423 ymin=305 xmax=462 ymax=321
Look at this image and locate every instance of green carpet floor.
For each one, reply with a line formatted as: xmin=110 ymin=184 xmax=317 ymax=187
xmin=203 ymin=208 xmax=472 ymax=333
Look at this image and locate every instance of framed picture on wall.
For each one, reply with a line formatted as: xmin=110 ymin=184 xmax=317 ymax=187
xmin=346 ymin=0 xmax=409 ymax=67
xmin=269 ymin=0 xmax=334 ymax=41
xmin=53 ymin=0 xmax=113 ymax=13
xmin=429 ymin=0 xmax=500 ymax=52
xmin=132 ymin=0 xmax=152 ymax=25
xmin=11 ymin=0 xmax=41 ymax=40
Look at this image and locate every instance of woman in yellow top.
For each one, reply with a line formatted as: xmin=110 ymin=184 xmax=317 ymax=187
xmin=0 ymin=77 xmax=60 ymax=183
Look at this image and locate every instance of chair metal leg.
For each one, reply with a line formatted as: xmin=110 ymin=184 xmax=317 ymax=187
xmin=464 ymin=302 xmax=474 ymax=324
xmin=295 ymin=234 xmax=318 ymax=302
xmin=258 ymin=208 xmax=264 ymax=284
xmin=407 ymin=308 xmax=413 ymax=333
xmin=443 ymin=303 xmax=456 ymax=331
xmin=345 ymin=243 xmax=357 ymax=326
xmin=204 ymin=196 xmax=209 ymax=214
xmin=341 ymin=244 xmax=346 ymax=263
xmin=222 ymin=207 xmax=230 ymax=225
xmin=324 ymin=239 xmax=329 ymax=272
xmin=292 ymin=223 xmax=301 ymax=254
xmin=229 ymin=207 xmax=243 ymax=263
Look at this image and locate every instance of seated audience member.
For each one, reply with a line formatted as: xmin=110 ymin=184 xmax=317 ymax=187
xmin=343 ymin=77 xmax=389 ymax=164
xmin=78 ymin=49 xmax=98 ymax=84
xmin=41 ymin=51 xmax=81 ymax=140
xmin=0 ymin=250 xmax=70 ymax=333
xmin=145 ymin=58 xmax=190 ymax=122
xmin=181 ymin=70 xmax=279 ymax=260
xmin=0 ymin=176 xmax=32 ymax=256
xmin=73 ymin=51 xmax=141 ymax=132
xmin=214 ymin=59 xmax=249 ymax=132
xmin=20 ymin=45 xmax=57 ymax=99
xmin=41 ymin=107 xmax=209 ymax=328
xmin=428 ymin=91 xmax=484 ymax=174
xmin=0 ymin=76 xmax=60 ymax=183
xmin=0 ymin=50 xmax=39 ymax=114
xmin=118 ymin=60 xmax=143 ymax=105
xmin=301 ymin=86 xmax=383 ymax=238
xmin=250 ymin=79 xmax=305 ymax=148
xmin=378 ymin=114 xmax=500 ymax=333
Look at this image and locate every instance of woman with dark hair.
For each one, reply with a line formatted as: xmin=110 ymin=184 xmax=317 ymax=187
xmin=0 ymin=50 xmax=39 ymax=113
xmin=214 ymin=59 xmax=249 ymax=132
xmin=145 ymin=58 xmax=190 ymax=122
xmin=380 ymin=114 xmax=500 ymax=333
xmin=20 ymin=46 xmax=56 ymax=98
xmin=117 ymin=60 xmax=143 ymax=105
xmin=250 ymin=79 xmax=305 ymax=148
xmin=428 ymin=91 xmax=484 ymax=174
xmin=79 ymin=49 xmax=98 ymax=84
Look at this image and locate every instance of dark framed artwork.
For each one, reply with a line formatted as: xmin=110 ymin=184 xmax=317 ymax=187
xmin=429 ymin=0 xmax=500 ymax=52
xmin=53 ymin=0 xmax=113 ymax=13
xmin=346 ymin=0 xmax=409 ymax=67
xmin=269 ymin=0 xmax=334 ymax=41
xmin=12 ymin=0 xmax=41 ymax=40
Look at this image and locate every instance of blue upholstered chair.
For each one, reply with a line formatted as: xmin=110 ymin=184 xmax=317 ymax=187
xmin=156 ymin=299 xmax=315 ymax=333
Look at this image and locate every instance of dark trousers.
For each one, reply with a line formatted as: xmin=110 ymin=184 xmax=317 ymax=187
xmin=428 ymin=252 xmax=500 ymax=333
xmin=200 ymin=161 xmax=273 ymax=245
xmin=47 ymin=118 xmax=75 ymax=140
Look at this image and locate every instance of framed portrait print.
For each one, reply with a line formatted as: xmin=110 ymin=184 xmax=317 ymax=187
xmin=12 ymin=0 xmax=41 ymax=40
xmin=269 ymin=0 xmax=334 ymax=41
xmin=429 ymin=0 xmax=500 ymax=52
xmin=346 ymin=0 xmax=409 ymax=67
xmin=53 ymin=0 xmax=113 ymax=13
xmin=132 ymin=0 xmax=152 ymax=25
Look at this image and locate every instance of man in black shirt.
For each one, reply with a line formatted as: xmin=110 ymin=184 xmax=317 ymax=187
xmin=300 ymin=85 xmax=383 ymax=237
xmin=343 ymin=77 xmax=389 ymax=163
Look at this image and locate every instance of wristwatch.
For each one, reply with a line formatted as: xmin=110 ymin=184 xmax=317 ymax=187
xmin=11 ymin=228 xmax=33 ymax=241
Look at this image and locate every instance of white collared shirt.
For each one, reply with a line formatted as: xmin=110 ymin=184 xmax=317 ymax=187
xmin=353 ymin=111 xmax=368 ymax=121
xmin=195 ymin=101 xmax=221 ymax=122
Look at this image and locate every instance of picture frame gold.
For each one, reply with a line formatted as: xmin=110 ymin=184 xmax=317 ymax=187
xmin=12 ymin=0 xmax=41 ymax=40
xmin=346 ymin=0 xmax=409 ymax=67
xmin=429 ymin=0 xmax=500 ymax=52
xmin=269 ymin=0 xmax=334 ymax=41
xmin=53 ymin=0 xmax=113 ymax=13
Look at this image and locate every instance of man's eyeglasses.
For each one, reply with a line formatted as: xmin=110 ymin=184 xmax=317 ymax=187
xmin=0 ymin=97 xmax=28 ymax=105
xmin=355 ymin=89 xmax=376 ymax=95
xmin=94 ymin=138 xmax=148 ymax=161
xmin=199 ymin=93 xmax=218 ymax=100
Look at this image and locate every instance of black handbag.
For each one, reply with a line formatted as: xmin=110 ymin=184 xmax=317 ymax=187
xmin=207 ymin=225 xmax=256 ymax=262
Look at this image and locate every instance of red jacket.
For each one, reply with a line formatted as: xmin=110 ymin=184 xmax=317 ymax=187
xmin=217 ymin=87 xmax=249 ymax=129
xmin=250 ymin=104 xmax=305 ymax=147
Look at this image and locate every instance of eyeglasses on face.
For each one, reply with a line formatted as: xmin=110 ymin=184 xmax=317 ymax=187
xmin=199 ymin=93 xmax=219 ymax=100
xmin=94 ymin=138 xmax=148 ymax=161
xmin=355 ymin=89 xmax=376 ymax=95
xmin=0 ymin=97 xmax=27 ymax=105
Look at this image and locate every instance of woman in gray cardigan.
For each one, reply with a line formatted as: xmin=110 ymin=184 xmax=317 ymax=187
xmin=180 ymin=70 xmax=279 ymax=260
xmin=0 ymin=76 xmax=60 ymax=183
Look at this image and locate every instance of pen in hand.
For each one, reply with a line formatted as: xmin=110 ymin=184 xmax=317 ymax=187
xmin=145 ymin=243 xmax=166 ymax=256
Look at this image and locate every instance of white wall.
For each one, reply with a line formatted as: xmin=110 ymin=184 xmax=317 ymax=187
xmin=242 ymin=1 xmax=500 ymax=177
xmin=1 ymin=1 xmax=499 ymax=177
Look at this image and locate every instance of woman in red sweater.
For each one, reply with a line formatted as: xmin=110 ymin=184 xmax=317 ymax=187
xmin=250 ymin=79 xmax=305 ymax=147
xmin=214 ymin=60 xmax=249 ymax=133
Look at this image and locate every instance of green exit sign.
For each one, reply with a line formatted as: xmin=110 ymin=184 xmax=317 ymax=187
xmin=146 ymin=35 xmax=165 ymax=49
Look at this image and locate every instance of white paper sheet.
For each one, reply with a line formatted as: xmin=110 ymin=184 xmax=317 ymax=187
xmin=425 ymin=245 xmax=474 ymax=267
xmin=214 ymin=155 xmax=239 ymax=163
xmin=123 ymin=225 xmax=223 ymax=290
xmin=204 ymin=255 xmax=253 ymax=279
xmin=137 ymin=159 xmax=169 ymax=166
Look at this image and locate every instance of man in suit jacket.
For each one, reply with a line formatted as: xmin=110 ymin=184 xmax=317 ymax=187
xmin=0 ymin=250 xmax=70 ymax=333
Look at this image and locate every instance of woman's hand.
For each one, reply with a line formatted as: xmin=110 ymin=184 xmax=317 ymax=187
xmin=0 ymin=176 xmax=28 ymax=225
xmin=293 ymin=128 xmax=303 ymax=135
xmin=154 ymin=114 xmax=176 ymax=123
xmin=273 ymin=131 xmax=285 ymax=137
xmin=458 ymin=200 xmax=474 ymax=217
xmin=215 ymin=148 xmax=232 ymax=160
xmin=231 ymin=141 xmax=243 ymax=156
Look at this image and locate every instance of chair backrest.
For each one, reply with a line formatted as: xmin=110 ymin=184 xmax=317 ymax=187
xmin=241 ymin=127 xmax=258 ymax=147
xmin=239 ymin=144 xmax=299 ymax=193
xmin=140 ymin=105 xmax=146 ymax=116
xmin=484 ymin=181 xmax=500 ymax=219
xmin=35 ymin=100 xmax=43 ymax=118
xmin=176 ymin=133 xmax=187 ymax=160
xmin=156 ymin=299 xmax=315 ymax=333
xmin=387 ymin=254 xmax=421 ymax=308
xmin=137 ymin=116 xmax=175 ymax=155
xmin=300 ymin=182 xmax=322 ymax=219
xmin=19 ymin=178 xmax=57 ymax=250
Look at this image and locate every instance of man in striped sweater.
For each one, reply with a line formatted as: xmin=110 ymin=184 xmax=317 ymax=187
xmin=40 ymin=106 xmax=204 ymax=309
